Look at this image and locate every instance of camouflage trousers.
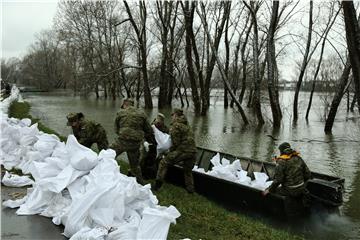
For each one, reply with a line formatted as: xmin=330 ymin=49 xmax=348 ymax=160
xmin=111 ymin=139 xmax=145 ymax=185
xmin=156 ymin=150 xmax=196 ymax=192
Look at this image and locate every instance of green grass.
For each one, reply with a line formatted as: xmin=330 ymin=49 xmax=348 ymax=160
xmin=8 ymin=101 xmax=66 ymax=141
xmin=7 ymin=100 xmax=302 ymax=240
xmin=117 ymin=160 xmax=302 ymax=240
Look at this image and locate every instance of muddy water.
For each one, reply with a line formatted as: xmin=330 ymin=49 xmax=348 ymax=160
xmin=18 ymin=90 xmax=360 ymax=239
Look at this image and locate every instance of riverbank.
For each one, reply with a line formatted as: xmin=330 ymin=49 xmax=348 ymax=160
xmin=5 ymin=100 xmax=302 ymax=240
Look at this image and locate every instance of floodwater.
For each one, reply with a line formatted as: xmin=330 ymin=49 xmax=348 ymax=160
xmin=14 ymin=90 xmax=360 ymax=239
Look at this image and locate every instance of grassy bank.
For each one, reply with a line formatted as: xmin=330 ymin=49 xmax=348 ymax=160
xmin=8 ymin=101 xmax=66 ymax=141
xmin=8 ymin=100 xmax=302 ymax=240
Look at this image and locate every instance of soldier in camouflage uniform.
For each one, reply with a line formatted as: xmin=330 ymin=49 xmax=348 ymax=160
xmin=66 ymin=112 xmax=109 ymax=151
xmin=111 ymin=99 xmax=153 ymax=185
xmin=152 ymin=108 xmax=197 ymax=193
xmin=152 ymin=113 xmax=169 ymax=133
xmin=263 ymin=142 xmax=312 ymax=216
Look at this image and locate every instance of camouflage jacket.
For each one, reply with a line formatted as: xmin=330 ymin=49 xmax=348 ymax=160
xmin=72 ymin=120 xmax=106 ymax=147
xmin=115 ymin=106 xmax=153 ymax=143
xmin=169 ymin=115 xmax=196 ymax=153
xmin=268 ymin=153 xmax=311 ymax=193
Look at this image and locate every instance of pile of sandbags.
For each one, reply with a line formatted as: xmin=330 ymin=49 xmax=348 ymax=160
xmin=0 ymin=85 xmax=21 ymax=115
xmin=193 ymin=153 xmax=273 ymax=190
xmin=1 ymin=88 xmax=180 ymax=240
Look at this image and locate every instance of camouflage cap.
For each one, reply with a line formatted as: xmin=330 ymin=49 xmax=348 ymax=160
xmin=278 ymin=142 xmax=291 ymax=153
xmin=122 ymin=98 xmax=135 ymax=106
xmin=66 ymin=112 xmax=84 ymax=125
xmin=157 ymin=113 xmax=165 ymax=121
xmin=66 ymin=112 xmax=78 ymax=125
xmin=172 ymin=108 xmax=184 ymax=116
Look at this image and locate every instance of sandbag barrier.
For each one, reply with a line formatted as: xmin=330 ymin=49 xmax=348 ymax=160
xmin=0 ymin=87 xmax=180 ymax=240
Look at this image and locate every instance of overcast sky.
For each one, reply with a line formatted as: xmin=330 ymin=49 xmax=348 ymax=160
xmin=1 ymin=0 xmax=58 ymax=59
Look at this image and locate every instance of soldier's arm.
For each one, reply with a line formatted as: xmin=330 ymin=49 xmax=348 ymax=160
xmin=170 ymin=124 xmax=182 ymax=150
xmin=268 ymin=162 xmax=285 ymax=193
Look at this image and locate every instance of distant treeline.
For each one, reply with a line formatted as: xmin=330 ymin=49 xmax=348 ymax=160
xmin=1 ymin=1 xmax=359 ymax=132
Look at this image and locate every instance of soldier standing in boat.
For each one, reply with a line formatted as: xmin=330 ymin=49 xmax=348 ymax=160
xmin=66 ymin=112 xmax=109 ymax=151
xmin=111 ymin=98 xmax=154 ymax=185
xmin=152 ymin=108 xmax=197 ymax=193
xmin=263 ymin=142 xmax=311 ymax=215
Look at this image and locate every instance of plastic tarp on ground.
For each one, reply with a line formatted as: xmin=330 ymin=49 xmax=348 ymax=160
xmin=193 ymin=153 xmax=273 ymax=191
xmin=1 ymin=87 xmax=180 ymax=240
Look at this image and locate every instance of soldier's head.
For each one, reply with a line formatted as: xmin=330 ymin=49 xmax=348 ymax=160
xmin=66 ymin=112 xmax=84 ymax=127
xmin=156 ymin=113 xmax=165 ymax=123
xmin=121 ymin=98 xmax=135 ymax=109
xmin=171 ymin=108 xmax=184 ymax=121
xmin=278 ymin=142 xmax=292 ymax=155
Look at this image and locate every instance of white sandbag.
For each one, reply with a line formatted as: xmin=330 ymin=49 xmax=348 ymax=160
xmin=137 ymin=205 xmax=181 ymax=240
xmin=37 ymin=165 xmax=87 ymax=193
xmin=66 ymin=135 xmax=98 ymax=171
xmin=69 ymin=227 xmax=108 ymax=240
xmin=107 ymin=210 xmax=141 ymax=240
xmin=20 ymin=118 xmax=32 ymax=127
xmin=152 ymin=125 xmax=172 ymax=157
xmin=1 ymin=171 xmax=34 ymax=187
xmin=16 ymin=186 xmax=56 ymax=215
xmin=210 ymin=153 xmax=221 ymax=167
xmin=251 ymin=172 xmax=272 ymax=190
xmin=40 ymin=192 xmax=72 ymax=221
xmin=2 ymin=196 xmax=28 ymax=208
xmin=236 ymin=170 xmax=252 ymax=186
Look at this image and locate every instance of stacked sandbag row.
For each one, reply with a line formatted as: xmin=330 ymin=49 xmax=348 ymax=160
xmin=1 ymin=87 xmax=180 ymax=240
xmin=193 ymin=153 xmax=273 ymax=190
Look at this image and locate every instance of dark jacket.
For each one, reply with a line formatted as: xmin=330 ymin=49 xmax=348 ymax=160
xmin=268 ymin=151 xmax=311 ymax=195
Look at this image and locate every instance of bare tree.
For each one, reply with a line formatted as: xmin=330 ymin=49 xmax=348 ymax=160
xmin=293 ymin=0 xmax=313 ymax=122
xmin=123 ymin=0 xmax=153 ymax=108
xmin=342 ymin=0 xmax=360 ymax=113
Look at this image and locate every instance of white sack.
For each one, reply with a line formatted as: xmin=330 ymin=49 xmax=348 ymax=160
xmin=137 ymin=205 xmax=181 ymax=240
xmin=2 ymin=196 xmax=28 ymax=208
xmin=152 ymin=125 xmax=172 ymax=157
xmin=69 ymin=227 xmax=108 ymax=240
xmin=2 ymin=171 xmax=34 ymax=187
xmin=66 ymin=135 xmax=98 ymax=171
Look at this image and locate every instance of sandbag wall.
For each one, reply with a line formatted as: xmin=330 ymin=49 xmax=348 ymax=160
xmin=0 ymin=87 xmax=180 ymax=240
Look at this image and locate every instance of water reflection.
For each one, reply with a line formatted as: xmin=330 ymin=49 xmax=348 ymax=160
xmin=23 ymin=90 xmax=360 ymax=239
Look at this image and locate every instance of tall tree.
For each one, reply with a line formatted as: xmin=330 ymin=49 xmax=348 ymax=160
xmin=243 ymin=0 xmax=264 ymax=125
xmin=124 ymin=0 xmax=153 ymax=108
xmin=266 ymin=0 xmax=282 ymax=128
xmin=293 ymin=0 xmax=313 ymax=122
xmin=342 ymin=1 xmax=360 ymax=113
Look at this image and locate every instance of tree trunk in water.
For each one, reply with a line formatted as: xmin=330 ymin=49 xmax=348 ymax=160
xmin=95 ymin=81 xmax=99 ymax=99
xmin=293 ymin=0 xmax=313 ymax=122
xmin=342 ymin=1 xmax=360 ymax=112
xmin=247 ymin=1 xmax=264 ymax=125
xmin=224 ymin=10 xmax=230 ymax=109
xmin=350 ymin=92 xmax=357 ymax=112
xmin=306 ymin=6 xmax=339 ymax=120
xmin=182 ymin=1 xmax=201 ymax=114
xmin=266 ymin=0 xmax=282 ymax=128
xmin=324 ymin=60 xmax=351 ymax=133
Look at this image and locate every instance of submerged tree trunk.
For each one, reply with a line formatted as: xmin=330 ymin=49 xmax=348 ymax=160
xmin=266 ymin=0 xmax=282 ymax=128
xmin=324 ymin=60 xmax=351 ymax=133
xmin=244 ymin=1 xmax=264 ymax=125
xmin=182 ymin=1 xmax=201 ymax=114
xmin=342 ymin=1 xmax=360 ymax=113
xmin=293 ymin=0 xmax=313 ymax=122
xmin=306 ymin=6 xmax=339 ymax=120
